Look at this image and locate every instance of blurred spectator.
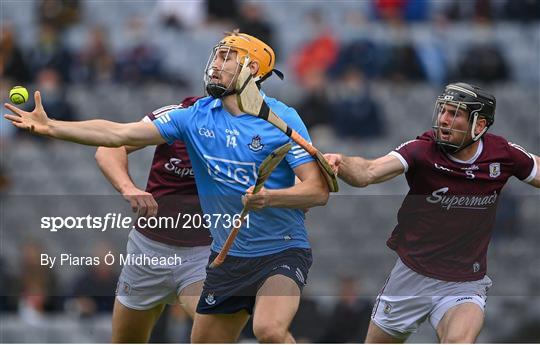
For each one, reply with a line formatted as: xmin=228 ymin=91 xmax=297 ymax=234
xmin=295 ymin=68 xmax=332 ymax=130
xmin=68 ymin=244 xmax=117 ymax=317
xmin=0 ymin=163 xmax=10 ymax=194
xmin=402 ymin=0 xmax=429 ymax=22
xmin=492 ymin=191 xmax=521 ymax=240
xmin=206 ymin=0 xmax=239 ymax=26
xmin=72 ymin=26 xmax=115 ymax=84
xmin=372 ymin=0 xmax=428 ymax=23
xmin=442 ymin=0 xmax=497 ymax=23
xmin=38 ymin=0 xmax=81 ymax=30
xmin=414 ymin=37 xmax=449 ymax=86
xmin=319 ymin=276 xmax=372 ymax=343
xmin=383 ymin=43 xmax=426 ymax=81
xmin=502 ymin=319 xmax=540 ymax=342
xmin=330 ymin=68 xmax=385 ymax=139
xmin=373 ymin=0 xmax=407 ymax=24
xmin=455 ymin=43 xmax=509 ymax=83
xmin=36 ymin=68 xmax=77 ymax=122
xmin=0 ymin=257 xmax=17 ymax=312
xmin=236 ymin=2 xmax=275 ymax=55
xmin=116 ymin=17 xmax=164 ymax=84
xmin=289 ymin=294 xmax=327 ymax=342
xmin=16 ymin=242 xmax=63 ymax=323
xmin=472 ymin=0 xmax=494 ymax=23
xmin=0 ymin=23 xmax=31 ymax=83
xmin=0 ymin=81 xmax=10 ymax=197
xmin=503 ymin=0 xmax=540 ymax=22
xmin=330 ymin=39 xmax=385 ymax=79
xmin=1 ymin=79 xmax=17 ymax=142
xmin=153 ymin=0 xmax=206 ymax=30
xmin=30 ymin=23 xmax=73 ymax=82
xmin=291 ymin=10 xmax=339 ymax=86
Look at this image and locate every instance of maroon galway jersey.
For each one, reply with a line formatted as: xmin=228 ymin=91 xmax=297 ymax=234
xmin=387 ymin=131 xmax=536 ymax=281
xmin=135 ymin=97 xmax=211 ymax=247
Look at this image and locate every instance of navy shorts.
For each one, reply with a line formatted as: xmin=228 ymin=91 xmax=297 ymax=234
xmin=196 ymin=247 xmax=312 ymax=315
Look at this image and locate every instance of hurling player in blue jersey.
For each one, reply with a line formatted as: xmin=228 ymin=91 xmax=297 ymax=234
xmin=5 ymin=31 xmax=329 ymax=342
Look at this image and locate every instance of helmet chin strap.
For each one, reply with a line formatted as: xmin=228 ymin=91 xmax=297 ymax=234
xmin=205 ymin=83 xmax=236 ymax=98
xmin=206 ymin=57 xmax=253 ymax=99
xmin=470 ymin=112 xmax=489 ymax=142
xmin=439 ymin=138 xmax=475 ymax=154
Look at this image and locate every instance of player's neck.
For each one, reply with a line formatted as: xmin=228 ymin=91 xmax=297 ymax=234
xmin=451 ymin=140 xmax=481 ymax=162
xmin=221 ymin=94 xmax=243 ymax=116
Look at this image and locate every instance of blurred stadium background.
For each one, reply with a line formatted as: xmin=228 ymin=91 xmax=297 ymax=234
xmin=1 ymin=0 xmax=539 ymax=342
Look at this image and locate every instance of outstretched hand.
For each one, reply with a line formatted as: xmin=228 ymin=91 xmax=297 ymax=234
xmin=323 ymin=153 xmax=343 ymax=175
xmin=4 ymin=91 xmax=51 ymax=136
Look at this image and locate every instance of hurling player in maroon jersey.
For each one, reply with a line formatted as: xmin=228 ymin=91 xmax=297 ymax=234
xmin=325 ymin=83 xmax=540 ymax=343
xmin=94 ymin=97 xmax=211 ymax=342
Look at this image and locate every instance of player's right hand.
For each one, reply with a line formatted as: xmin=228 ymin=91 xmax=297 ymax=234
xmin=121 ymin=186 xmax=158 ymax=217
xmin=4 ymin=91 xmax=51 ymax=136
xmin=324 ymin=153 xmax=343 ymax=175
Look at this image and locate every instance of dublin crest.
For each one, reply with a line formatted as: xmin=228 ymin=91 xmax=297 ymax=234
xmin=205 ymin=292 xmax=216 ymax=305
xmin=248 ymin=135 xmax=264 ymax=152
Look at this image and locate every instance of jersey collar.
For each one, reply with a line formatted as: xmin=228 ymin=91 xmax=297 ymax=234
xmin=447 ymin=139 xmax=483 ymax=164
xmin=210 ymin=98 xmax=222 ymax=110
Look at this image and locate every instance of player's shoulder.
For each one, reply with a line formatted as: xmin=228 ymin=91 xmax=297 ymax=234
xmin=177 ymin=95 xmax=214 ymax=114
xmin=484 ymin=133 xmax=533 ymax=159
xmin=172 ymin=96 xmax=213 ymax=112
xmin=179 ymin=96 xmax=204 ymax=108
xmin=483 ymin=132 xmax=511 ymax=147
xmin=147 ymin=96 xmax=204 ymax=120
xmin=483 ymin=133 xmax=514 ymax=155
xmin=191 ymin=96 xmax=214 ymax=108
xmin=394 ymin=131 xmax=434 ymax=151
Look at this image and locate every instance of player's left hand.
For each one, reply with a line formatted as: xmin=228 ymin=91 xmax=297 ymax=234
xmin=242 ymin=185 xmax=268 ymax=210
xmin=4 ymin=91 xmax=51 ymax=136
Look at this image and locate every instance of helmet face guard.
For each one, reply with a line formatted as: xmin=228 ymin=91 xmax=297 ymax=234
xmin=432 ymin=83 xmax=496 ymax=154
xmin=204 ymin=44 xmax=245 ymax=99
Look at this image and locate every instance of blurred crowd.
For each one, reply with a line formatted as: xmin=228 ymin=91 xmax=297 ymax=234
xmin=2 ymin=0 xmax=537 ymax=85
xmin=2 ymin=0 xmax=539 ymax=143
xmin=1 ymin=0 xmax=539 ymax=343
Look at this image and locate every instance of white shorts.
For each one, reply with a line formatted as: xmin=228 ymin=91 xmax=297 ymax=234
xmin=116 ymin=229 xmax=210 ymax=310
xmin=371 ymin=257 xmax=492 ymax=340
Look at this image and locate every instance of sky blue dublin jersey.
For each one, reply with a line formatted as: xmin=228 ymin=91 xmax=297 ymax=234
xmin=153 ymin=94 xmax=315 ymax=257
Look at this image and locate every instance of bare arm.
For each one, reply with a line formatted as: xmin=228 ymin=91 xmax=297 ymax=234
xmin=4 ymin=91 xmax=165 ymax=147
xmin=527 ymin=154 xmax=540 ymax=188
xmin=243 ymin=161 xmax=329 ymax=210
xmin=325 ymin=153 xmax=404 ymax=187
xmin=95 ymin=145 xmax=158 ymax=217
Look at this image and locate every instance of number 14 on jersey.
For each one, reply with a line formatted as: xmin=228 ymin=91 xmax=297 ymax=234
xmin=226 ymin=135 xmax=238 ymax=148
